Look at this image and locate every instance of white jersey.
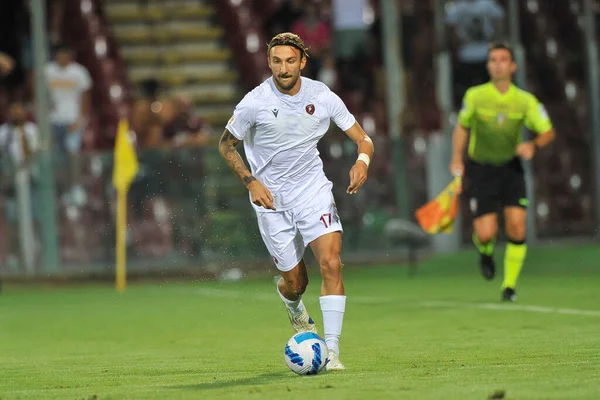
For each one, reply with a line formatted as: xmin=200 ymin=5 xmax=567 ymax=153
xmin=226 ymin=77 xmax=356 ymax=212
xmin=46 ymin=62 xmax=93 ymax=124
xmin=0 ymin=122 xmax=40 ymax=165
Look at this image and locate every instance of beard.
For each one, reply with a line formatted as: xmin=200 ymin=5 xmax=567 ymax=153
xmin=274 ymin=74 xmax=299 ymax=91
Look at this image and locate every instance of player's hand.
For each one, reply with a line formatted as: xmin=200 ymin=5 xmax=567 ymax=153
xmin=449 ymin=158 xmax=464 ymax=177
xmin=347 ymin=161 xmax=368 ymax=194
xmin=247 ymin=180 xmax=276 ymax=210
xmin=516 ymin=141 xmax=536 ymax=161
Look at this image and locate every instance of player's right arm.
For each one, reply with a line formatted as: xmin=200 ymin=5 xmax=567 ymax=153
xmin=218 ymin=129 xmax=275 ymax=211
xmin=219 ymin=93 xmax=275 ymax=210
xmin=218 ymin=129 xmax=275 ymax=210
xmin=450 ymin=88 xmax=475 ymax=176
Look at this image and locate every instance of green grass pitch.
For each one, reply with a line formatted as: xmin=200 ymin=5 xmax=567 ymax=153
xmin=1 ymin=244 xmax=599 ymax=399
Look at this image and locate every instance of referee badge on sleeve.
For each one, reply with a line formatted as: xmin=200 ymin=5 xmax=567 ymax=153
xmin=538 ymin=104 xmax=549 ymax=120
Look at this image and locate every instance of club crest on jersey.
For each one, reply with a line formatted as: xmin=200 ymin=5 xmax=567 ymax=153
xmin=272 ymin=256 xmax=279 ymax=265
xmin=306 ymin=104 xmax=315 ymax=115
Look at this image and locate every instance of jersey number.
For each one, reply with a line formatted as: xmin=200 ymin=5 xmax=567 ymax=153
xmin=320 ymin=213 xmax=332 ymax=228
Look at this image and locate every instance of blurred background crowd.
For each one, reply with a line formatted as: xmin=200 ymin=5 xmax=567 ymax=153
xmin=0 ymin=0 xmax=597 ymax=277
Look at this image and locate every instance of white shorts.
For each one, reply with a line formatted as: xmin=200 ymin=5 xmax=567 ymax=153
xmin=256 ymin=189 xmax=343 ymax=272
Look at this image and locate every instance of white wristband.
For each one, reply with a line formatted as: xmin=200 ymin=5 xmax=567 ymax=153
xmin=357 ymin=153 xmax=370 ymax=167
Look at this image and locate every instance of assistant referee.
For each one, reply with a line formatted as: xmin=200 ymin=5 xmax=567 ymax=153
xmin=449 ymin=41 xmax=556 ymax=302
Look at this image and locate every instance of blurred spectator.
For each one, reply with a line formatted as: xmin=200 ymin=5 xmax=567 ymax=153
xmin=291 ymin=4 xmax=331 ymax=78
xmin=264 ymin=0 xmax=303 ymax=39
xmin=162 ymin=94 xmax=212 ymax=148
xmin=332 ymin=0 xmax=369 ymax=61
xmin=131 ymin=78 xmax=162 ymax=146
xmin=46 ymin=44 xmax=92 ymax=154
xmin=0 ymin=102 xmax=39 ymax=174
xmin=133 ymin=86 xmax=212 ymax=149
xmin=0 ymin=1 xmax=27 ymax=95
xmin=446 ymin=0 xmax=505 ymax=107
xmin=317 ymin=55 xmax=338 ymax=89
xmin=0 ymin=101 xmax=39 ymax=268
xmin=0 ymin=52 xmax=15 ymax=78
xmin=46 ymin=43 xmax=92 ymax=203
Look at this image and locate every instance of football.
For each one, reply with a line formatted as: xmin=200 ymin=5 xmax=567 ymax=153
xmin=284 ymin=332 xmax=329 ymax=375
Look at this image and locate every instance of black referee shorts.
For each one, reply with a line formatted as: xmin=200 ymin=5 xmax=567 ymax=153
xmin=464 ymin=157 xmax=528 ymax=218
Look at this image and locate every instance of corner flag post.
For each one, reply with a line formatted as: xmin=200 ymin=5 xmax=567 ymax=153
xmin=112 ymin=119 xmax=139 ymax=292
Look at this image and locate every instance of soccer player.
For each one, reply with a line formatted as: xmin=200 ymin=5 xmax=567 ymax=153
xmin=449 ymin=41 xmax=555 ymax=302
xmin=218 ymin=33 xmax=374 ymax=370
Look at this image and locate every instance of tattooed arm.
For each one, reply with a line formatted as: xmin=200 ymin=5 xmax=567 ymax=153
xmin=218 ymin=129 xmax=255 ymax=187
xmin=218 ymin=129 xmax=275 ymax=210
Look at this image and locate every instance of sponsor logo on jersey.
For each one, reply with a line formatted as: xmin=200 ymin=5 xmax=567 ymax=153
xmin=271 ymin=108 xmax=279 ymax=118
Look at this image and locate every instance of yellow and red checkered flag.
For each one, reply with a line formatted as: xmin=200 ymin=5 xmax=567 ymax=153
xmin=415 ymin=176 xmax=461 ymax=234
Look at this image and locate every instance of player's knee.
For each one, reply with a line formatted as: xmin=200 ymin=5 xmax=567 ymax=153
xmin=318 ymin=253 xmax=342 ymax=278
xmin=291 ymin=282 xmax=307 ymax=297
xmin=284 ymin=277 xmax=308 ymax=297
xmin=506 ymin=222 xmax=526 ymax=242
xmin=475 ymin=229 xmax=496 ymax=244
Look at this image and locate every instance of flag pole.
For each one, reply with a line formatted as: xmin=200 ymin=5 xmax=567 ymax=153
xmin=115 ymin=188 xmax=127 ymax=292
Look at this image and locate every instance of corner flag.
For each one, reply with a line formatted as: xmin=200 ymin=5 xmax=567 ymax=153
xmin=112 ymin=119 xmax=139 ymax=292
xmin=415 ymin=176 xmax=461 ymax=234
xmin=113 ymin=119 xmax=139 ymax=191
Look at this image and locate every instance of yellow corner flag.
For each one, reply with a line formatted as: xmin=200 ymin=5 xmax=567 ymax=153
xmin=415 ymin=176 xmax=461 ymax=235
xmin=113 ymin=119 xmax=139 ymax=292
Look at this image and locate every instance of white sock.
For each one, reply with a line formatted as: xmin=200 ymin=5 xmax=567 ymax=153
xmin=277 ymin=283 xmax=305 ymax=316
xmin=320 ymin=295 xmax=346 ymax=355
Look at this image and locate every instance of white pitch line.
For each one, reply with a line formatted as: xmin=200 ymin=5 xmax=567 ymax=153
xmin=196 ymin=287 xmax=390 ymax=304
xmin=421 ymin=300 xmax=600 ymax=318
xmin=190 ymin=289 xmax=600 ymax=317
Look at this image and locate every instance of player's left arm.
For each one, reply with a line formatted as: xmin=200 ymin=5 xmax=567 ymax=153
xmin=518 ymin=97 xmax=556 ymax=160
xmin=344 ymin=122 xmax=374 ymax=194
xmin=326 ymin=89 xmax=374 ymax=194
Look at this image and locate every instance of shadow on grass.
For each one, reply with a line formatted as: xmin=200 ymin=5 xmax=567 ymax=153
xmin=167 ymin=371 xmax=303 ymax=391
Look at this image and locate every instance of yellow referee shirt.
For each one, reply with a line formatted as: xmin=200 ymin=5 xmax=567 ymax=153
xmin=458 ymin=82 xmax=553 ymax=165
